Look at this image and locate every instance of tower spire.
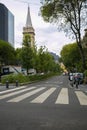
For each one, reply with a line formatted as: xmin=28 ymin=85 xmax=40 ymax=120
xmin=26 ymin=5 xmax=32 ymax=27
xmin=23 ymin=5 xmax=35 ymax=48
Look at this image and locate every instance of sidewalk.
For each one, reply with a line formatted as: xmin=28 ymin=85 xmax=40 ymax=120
xmin=0 ymin=83 xmax=19 ymax=91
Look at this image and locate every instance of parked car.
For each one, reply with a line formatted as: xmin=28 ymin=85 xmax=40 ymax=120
xmin=69 ymin=73 xmax=75 ymax=81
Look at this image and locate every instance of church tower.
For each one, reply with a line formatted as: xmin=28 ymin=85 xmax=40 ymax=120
xmin=23 ymin=6 xmax=35 ymax=48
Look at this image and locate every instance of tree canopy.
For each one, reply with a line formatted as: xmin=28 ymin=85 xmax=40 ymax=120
xmin=0 ymin=40 xmax=16 ymax=65
xmin=21 ymin=34 xmax=33 ymax=75
xmin=60 ymin=43 xmax=82 ymax=72
xmin=40 ymin=0 xmax=87 ymax=70
xmin=36 ymin=46 xmax=56 ymax=73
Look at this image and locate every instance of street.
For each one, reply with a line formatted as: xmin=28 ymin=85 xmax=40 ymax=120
xmin=0 ymin=75 xmax=87 ymax=130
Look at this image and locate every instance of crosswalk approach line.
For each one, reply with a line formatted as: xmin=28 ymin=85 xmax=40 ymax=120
xmin=75 ymin=91 xmax=87 ymax=105
xmin=55 ymin=88 xmax=69 ymax=104
xmin=0 ymin=87 xmax=36 ymax=100
xmin=0 ymin=86 xmax=27 ymax=94
xmin=7 ymin=87 xmax=45 ymax=102
xmin=31 ymin=88 xmax=56 ymax=103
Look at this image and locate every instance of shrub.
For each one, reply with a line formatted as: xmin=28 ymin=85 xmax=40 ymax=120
xmin=1 ymin=74 xmax=30 ymax=84
xmin=1 ymin=72 xmax=60 ymax=84
xmin=84 ymin=70 xmax=87 ymax=77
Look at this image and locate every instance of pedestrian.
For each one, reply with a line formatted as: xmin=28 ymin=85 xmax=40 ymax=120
xmin=74 ymin=73 xmax=81 ymax=88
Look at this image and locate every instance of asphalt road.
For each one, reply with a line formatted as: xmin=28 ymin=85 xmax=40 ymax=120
xmin=0 ymin=75 xmax=87 ymax=130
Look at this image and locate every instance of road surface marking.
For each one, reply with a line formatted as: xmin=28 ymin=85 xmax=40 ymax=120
xmin=55 ymin=88 xmax=69 ymax=104
xmin=75 ymin=91 xmax=87 ymax=105
xmin=7 ymin=87 xmax=45 ymax=102
xmin=31 ymin=88 xmax=56 ymax=103
xmin=0 ymin=86 xmax=27 ymax=94
xmin=0 ymin=87 xmax=36 ymax=100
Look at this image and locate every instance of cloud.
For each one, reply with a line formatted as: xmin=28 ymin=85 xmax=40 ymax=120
xmin=35 ymin=24 xmax=73 ymax=55
xmin=0 ymin=0 xmax=73 ymax=55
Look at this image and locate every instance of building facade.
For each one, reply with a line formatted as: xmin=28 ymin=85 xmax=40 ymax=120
xmin=23 ymin=6 xmax=35 ymax=48
xmin=0 ymin=3 xmax=14 ymax=47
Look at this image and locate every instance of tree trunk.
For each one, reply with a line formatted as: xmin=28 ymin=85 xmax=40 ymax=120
xmin=27 ymin=67 xmax=28 ymax=75
xmin=78 ymin=42 xmax=86 ymax=71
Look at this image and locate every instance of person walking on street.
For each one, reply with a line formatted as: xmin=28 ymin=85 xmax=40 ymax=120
xmin=73 ymin=73 xmax=81 ymax=89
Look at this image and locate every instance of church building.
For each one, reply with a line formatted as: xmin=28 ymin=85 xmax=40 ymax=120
xmin=23 ymin=6 xmax=35 ymax=48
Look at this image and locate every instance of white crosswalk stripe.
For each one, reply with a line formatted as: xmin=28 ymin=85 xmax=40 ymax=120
xmin=31 ymin=88 xmax=56 ymax=103
xmin=7 ymin=87 xmax=45 ymax=102
xmin=0 ymin=86 xmax=27 ymax=95
xmin=0 ymin=86 xmax=87 ymax=106
xmin=75 ymin=91 xmax=87 ymax=105
xmin=55 ymin=88 xmax=69 ymax=104
xmin=0 ymin=87 xmax=36 ymax=100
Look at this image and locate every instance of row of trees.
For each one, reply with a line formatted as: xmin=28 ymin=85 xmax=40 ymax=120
xmin=60 ymin=42 xmax=87 ymax=72
xmin=0 ymin=36 xmax=61 ymax=75
xmin=16 ymin=35 xmax=61 ymax=75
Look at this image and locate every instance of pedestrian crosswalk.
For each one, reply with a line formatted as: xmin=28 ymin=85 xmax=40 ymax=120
xmin=7 ymin=87 xmax=45 ymax=103
xmin=0 ymin=87 xmax=36 ymax=100
xmin=55 ymin=88 xmax=69 ymax=104
xmin=75 ymin=91 xmax=87 ymax=105
xmin=0 ymin=86 xmax=87 ymax=106
xmin=31 ymin=88 xmax=56 ymax=104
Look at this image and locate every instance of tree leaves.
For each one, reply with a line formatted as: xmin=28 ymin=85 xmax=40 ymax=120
xmin=0 ymin=40 xmax=15 ymax=65
xmin=60 ymin=43 xmax=82 ymax=71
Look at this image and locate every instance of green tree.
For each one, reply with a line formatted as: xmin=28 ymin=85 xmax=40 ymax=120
xmin=0 ymin=40 xmax=15 ymax=65
xmin=15 ymin=48 xmax=22 ymax=65
xmin=40 ymin=0 xmax=87 ymax=70
xmin=21 ymin=34 xmax=33 ymax=75
xmin=0 ymin=40 xmax=16 ymax=81
xmin=60 ymin=43 xmax=82 ymax=72
xmin=38 ymin=46 xmax=46 ymax=72
xmin=36 ymin=46 xmax=60 ymax=73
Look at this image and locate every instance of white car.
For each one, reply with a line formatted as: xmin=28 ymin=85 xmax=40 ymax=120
xmin=69 ymin=73 xmax=75 ymax=81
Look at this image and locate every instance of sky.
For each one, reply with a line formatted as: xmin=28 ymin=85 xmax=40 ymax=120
xmin=0 ymin=0 xmax=74 ymax=55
